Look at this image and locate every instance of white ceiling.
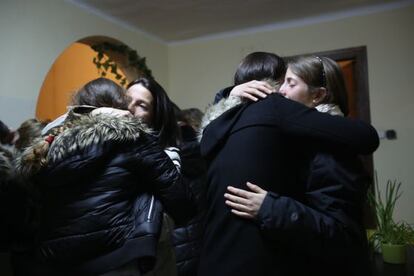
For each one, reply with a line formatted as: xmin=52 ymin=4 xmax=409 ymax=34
xmin=69 ymin=0 xmax=407 ymax=43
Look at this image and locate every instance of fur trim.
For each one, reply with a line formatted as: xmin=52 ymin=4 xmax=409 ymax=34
xmin=199 ymin=96 xmax=243 ymax=140
xmin=199 ymin=79 xmax=280 ymax=139
xmin=315 ymin=104 xmax=344 ymax=116
xmin=48 ymin=114 xmax=150 ymax=164
xmin=16 ymin=114 xmax=151 ymax=176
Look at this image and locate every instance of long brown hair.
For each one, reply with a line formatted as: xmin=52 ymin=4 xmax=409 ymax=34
xmin=288 ymin=56 xmax=349 ymax=115
xmin=71 ymin=77 xmax=129 ymax=109
xmin=127 ymin=77 xmax=179 ymax=148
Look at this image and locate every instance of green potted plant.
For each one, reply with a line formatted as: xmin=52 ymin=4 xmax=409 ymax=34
xmin=368 ymin=179 xmax=414 ymax=264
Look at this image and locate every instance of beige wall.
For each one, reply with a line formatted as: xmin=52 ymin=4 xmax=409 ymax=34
xmin=0 ymin=0 xmax=168 ymax=129
xmin=168 ymin=5 xmax=414 ymax=224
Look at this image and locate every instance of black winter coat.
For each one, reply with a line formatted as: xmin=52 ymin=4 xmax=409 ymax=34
xmin=16 ymin=114 xmax=191 ymax=275
xmin=198 ymin=94 xmax=379 ymax=276
xmin=172 ymin=126 xmax=207 ymax=276
xmin=258 ymin=152 xmax=372 ymax=276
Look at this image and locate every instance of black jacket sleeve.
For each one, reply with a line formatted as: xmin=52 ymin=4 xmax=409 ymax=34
xmin=136 ymin=136 xmax=196 ymax=223
xmin=256 ymin=153 xmax=369 ymax=260
xmin=271 ymin=95 xmax=379 ymax=155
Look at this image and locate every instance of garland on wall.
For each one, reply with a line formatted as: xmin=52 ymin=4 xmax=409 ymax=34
xmin=91 ymin=42 xmax=153 ymax=86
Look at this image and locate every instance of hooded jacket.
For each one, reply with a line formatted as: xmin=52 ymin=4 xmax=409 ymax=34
xmin=16 ymin=113 xmax=189 ymax=275
xmin=198 ymin=93 xmax=379 ymax=276
xmin=254 ymin=103 xmax=372 ymax=276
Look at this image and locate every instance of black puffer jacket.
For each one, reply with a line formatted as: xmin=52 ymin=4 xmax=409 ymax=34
xmin=172 ymin=126 xmax=207 ymax=276
xmin=16 ymin=113 xmax=190 ymax=275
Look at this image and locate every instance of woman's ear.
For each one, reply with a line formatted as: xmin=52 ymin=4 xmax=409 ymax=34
xmin=311 ymin=87 xmax=327 ymax=106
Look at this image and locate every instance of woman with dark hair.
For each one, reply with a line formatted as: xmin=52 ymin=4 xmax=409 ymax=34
xmin=171 ymin=107 xmax=207 ymax=276
xmin=127 ymin=78 xmax=207 ymax=276
xmin=15 ymin=78 xmax=189 ymax=276
xmin=127 ymin=77 xmax=186 ymax=276
xmin=198 ymin=53 xmax=378 ymax=276
xmin=127 ymin=77 xmax=180 ymax=148
xmin=214 ymin=51 xmax=285 ymax=103
xmin=223 ymin=55 xmax=372 ymax=275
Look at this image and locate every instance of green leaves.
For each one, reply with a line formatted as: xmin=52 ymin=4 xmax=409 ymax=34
xmin=90 ymin=42 xmax=153 ymax=87
xmin=368 ymin=177 xmax=413 ymax=246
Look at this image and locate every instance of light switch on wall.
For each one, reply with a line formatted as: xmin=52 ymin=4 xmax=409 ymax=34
xmin=377 ymin=129 xmax=397 ymax=140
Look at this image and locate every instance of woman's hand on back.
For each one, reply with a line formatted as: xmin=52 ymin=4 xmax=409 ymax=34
xmin=224 ymin=182 xmax=268 ymax=219
xmin=229 ymin=80 xmax=275 ymax=101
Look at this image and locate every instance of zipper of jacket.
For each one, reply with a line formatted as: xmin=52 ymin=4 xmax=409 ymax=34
xmin=147 ymin=195 xmax=155 ymax=221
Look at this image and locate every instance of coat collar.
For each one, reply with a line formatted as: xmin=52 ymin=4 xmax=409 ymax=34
xmin=199 ymin=95 xmax=243 ymax=140
xmin=199 ymin=96 xmax=250 ymax=159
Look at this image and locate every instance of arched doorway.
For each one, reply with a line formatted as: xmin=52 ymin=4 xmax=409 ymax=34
xmin=36 ymin=36 xmax=139 ymax=121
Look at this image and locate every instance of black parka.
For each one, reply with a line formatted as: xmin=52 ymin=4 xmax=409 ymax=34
xmin=172 ymin=126 xmax=207 ymax=276
xmin=16 ymin=113 xmax=191 ymax=275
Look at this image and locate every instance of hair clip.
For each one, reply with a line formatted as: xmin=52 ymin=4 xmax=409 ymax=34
xmin=314 ymin=56 xmax=326 ymax=88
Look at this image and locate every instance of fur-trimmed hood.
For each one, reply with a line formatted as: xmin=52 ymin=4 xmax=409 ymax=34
xmin=200 ymin=79 xmax=279 ymax=139
xmin=47 ymin=114 xmax=151 ymax=164
xmin=199 ymin=95 xmax=243 ymax=139
xmin=199 ymin=95 xmax=253 ymax=159
xmin=16 ymin=113 xmax=153 ymax=177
